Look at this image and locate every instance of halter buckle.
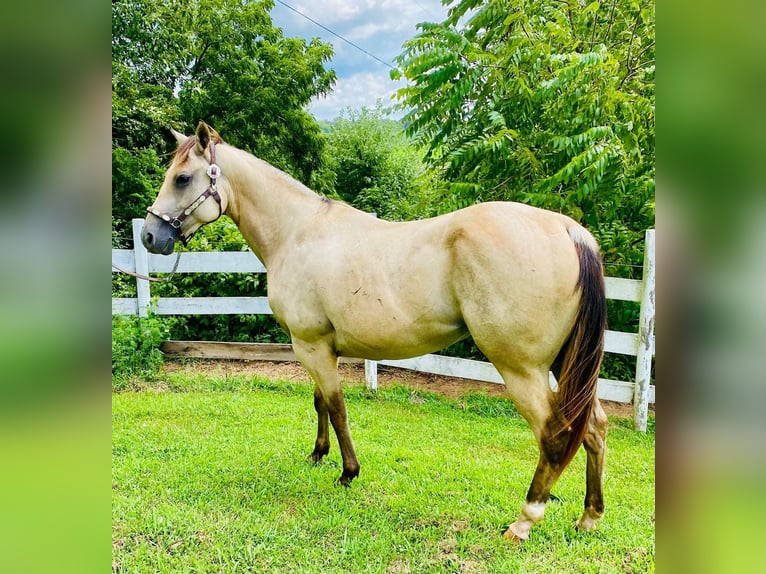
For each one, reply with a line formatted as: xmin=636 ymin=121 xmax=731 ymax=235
xmin=206 ymin=163 xmax=221 ymax=179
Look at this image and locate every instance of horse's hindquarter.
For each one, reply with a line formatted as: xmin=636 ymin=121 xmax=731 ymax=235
xmin=446 ymin=202 xmax=583 ymax=369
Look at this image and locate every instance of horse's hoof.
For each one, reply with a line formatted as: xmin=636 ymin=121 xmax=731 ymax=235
xmin=308 ymin=452 xmax=324 ymax=464
xmin=574 ymin=518 xmax=597 ymax=532
xmin=502 ymin=527 xmax=528 ymax=544
xmin=575 ymin=508 xmax=602 ymax=531
xmin=309 ymin=443 xmax=329 ymax=464
xmin=338 ymin=466 xmax=359 ymax=487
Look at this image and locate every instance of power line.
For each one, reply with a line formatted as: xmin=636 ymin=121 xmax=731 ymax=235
xmin=413 ymin=0 xmax=441 ymax=22
xmin=274 ymin=0 xmax=395 ymax=70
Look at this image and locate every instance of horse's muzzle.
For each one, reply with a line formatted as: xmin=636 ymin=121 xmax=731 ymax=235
xmin=141 ymin=216 xmax=180 ymax=255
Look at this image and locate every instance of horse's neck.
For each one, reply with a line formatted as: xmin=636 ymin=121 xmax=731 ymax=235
xmin=224 ymin=148 xmax=323 ymax=267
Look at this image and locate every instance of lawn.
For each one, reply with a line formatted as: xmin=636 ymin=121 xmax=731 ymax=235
xmin=112 ymin=372 xmax=654 ymax=573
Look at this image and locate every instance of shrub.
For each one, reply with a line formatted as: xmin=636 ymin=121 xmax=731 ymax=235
xmin=112 ymin=314 xmax=171 ymax=390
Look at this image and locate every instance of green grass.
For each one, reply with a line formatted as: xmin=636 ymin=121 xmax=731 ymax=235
xmin=113 ymin=373 xmax=654 ymax=573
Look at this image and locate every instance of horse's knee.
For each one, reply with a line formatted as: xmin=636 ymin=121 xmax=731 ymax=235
xmin=313 ymin=389 xmax=327 ymax=414
xmin=326 ymin=391 xmax=349 ymax=425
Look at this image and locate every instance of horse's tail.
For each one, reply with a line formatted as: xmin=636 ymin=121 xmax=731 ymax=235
xmin=557 ymin=226 xmax=607 ymax=469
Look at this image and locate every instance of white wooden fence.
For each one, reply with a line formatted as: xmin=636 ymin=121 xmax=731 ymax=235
xmin=113 ymin=219 xmax=655 ymax=430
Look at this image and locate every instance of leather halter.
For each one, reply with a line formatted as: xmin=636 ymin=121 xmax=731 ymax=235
xmin=147 ymin=140 xmax=223 ymax=245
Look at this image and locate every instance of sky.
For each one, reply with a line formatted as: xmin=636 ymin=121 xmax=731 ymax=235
xmin=269 ymin=0 xmax=451 ymax=121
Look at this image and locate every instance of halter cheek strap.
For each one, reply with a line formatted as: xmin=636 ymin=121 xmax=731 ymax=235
xmin=147 ymin=141 xmax=223 ymax=243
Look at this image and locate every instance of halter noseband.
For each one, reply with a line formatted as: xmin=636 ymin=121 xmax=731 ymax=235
xmin=147 ymin=140 xmax=223 ymax=245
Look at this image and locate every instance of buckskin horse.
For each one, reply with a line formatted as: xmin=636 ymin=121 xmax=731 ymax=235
xmin=141 ymin=121 xmax=608 ymax=542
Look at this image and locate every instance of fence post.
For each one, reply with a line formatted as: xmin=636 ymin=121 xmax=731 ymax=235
xmin=132 ymin=218 xmax=151 ymax=318
xmin=364 ymin=211 xmax=380 ymax=392
xmin=365 ymin=360 xmax=378 ymax=391
xmin=633 ymin=229 xmax=655 ymax=431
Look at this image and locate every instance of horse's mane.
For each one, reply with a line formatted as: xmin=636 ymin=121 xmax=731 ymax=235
xmin=253 ymin=156 xmax=325 ymax=200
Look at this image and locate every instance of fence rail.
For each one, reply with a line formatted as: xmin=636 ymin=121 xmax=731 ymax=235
xmin=113 ymin=219 xmax=655 ymax=430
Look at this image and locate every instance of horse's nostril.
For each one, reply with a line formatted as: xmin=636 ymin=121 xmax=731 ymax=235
xmin=144 ymin=232 xmax=154 ymax=246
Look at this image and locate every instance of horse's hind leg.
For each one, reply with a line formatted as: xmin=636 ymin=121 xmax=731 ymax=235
xmin=504 ymin=417 xmax=573 ymax=542
xmin=292 ymin=339 xmax=360 ymax=485
xmin=500 ymin=370 xmax=573 ymax=542
xmin=576 ymin=398 xmax=608 ymax=531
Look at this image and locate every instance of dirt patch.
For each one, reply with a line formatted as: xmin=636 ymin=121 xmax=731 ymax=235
xmin=163 ymin=358 xmax=651 ymax=421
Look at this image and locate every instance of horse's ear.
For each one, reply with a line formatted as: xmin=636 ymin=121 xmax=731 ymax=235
xmin=170 ymin=128 xmax=189 ymax=146
xmin=195 ymin=121 xmax=222 ymax=153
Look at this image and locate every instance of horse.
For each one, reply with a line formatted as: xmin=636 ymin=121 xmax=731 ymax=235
xmin=141 ymin=121 xmax=608 ymax=542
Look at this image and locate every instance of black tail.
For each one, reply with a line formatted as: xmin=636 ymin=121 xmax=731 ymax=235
xmin=556 ymin=229 xmax=607 ymax=469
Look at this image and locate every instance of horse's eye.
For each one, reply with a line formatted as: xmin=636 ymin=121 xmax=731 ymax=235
xmin=175 ymin=174 xmax=191 ymax=187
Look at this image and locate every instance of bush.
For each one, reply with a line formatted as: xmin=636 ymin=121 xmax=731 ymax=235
xmin=324 ymin=103 xmax=436 ymax=221
xmin=112 ymin=314 xmax=171 ymax=389
xmin=146 ymin=218 xmax=291 ymax=344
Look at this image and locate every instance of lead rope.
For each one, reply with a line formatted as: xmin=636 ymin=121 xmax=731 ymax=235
xmin=111 ymin=250 xmax=182 ymax=283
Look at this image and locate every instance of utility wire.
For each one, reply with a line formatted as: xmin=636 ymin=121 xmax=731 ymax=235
xmin=412 ymin=0 xmax=441 ymax=22
xmin=274 ymin=0 xmax=395 ymax=70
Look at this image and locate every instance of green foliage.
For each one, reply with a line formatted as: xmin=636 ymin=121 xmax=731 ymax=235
xmin=112 ymin=147 xmax=165 ymax=238
xmin=393 ymin=0 xmax=654 ymax=270
xmin=112 ymin=0 xmax=337 ymax=236
xmin=324 ymin=103 xmax=438 ymax=221
xmin=112 ymin=314 xmax=171 ymax=389
xmin=393 ymin=0 xmax=655 ymax=381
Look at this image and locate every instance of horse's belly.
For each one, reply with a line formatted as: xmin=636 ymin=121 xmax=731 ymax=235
xmin=331 ymin=312 xmax=468 ymax=361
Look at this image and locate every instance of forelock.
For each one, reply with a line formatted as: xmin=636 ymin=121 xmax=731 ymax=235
xmin=173 ymin=136 xmax=198 ymax=164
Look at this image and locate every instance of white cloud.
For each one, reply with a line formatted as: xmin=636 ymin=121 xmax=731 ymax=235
xmin=293 ymin=0 xmax=364 ymax=23
xmin=272 ymin=0 xmax=449 ymax=120
xmin=346 ymin=22 xmax=388 ymax=42
xmin=347 ymin=1 xmax=444 ymax=39
xmin=309 ymin=72 xmax=406 ymax=121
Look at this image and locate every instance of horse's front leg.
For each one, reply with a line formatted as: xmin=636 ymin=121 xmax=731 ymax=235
xmin=310 ymin=385 xmax=331 ymax=463
xmin=293 ymin=338 xmax=360 ymax=485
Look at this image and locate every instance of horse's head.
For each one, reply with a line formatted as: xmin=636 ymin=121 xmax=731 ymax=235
xmin=142 ymin=121 xmax=229 ymax=254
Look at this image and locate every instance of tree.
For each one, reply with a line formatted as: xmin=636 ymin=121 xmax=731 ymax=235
xmin=324 ymin=104 xmax=437 ymax=221
xmin=112 ymin=0 xmax=336 ymax=236
xmin=393 ymin=0 xmax=654 ymax=379
xmin=392 ymin=0 xmax=654 ymax=272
